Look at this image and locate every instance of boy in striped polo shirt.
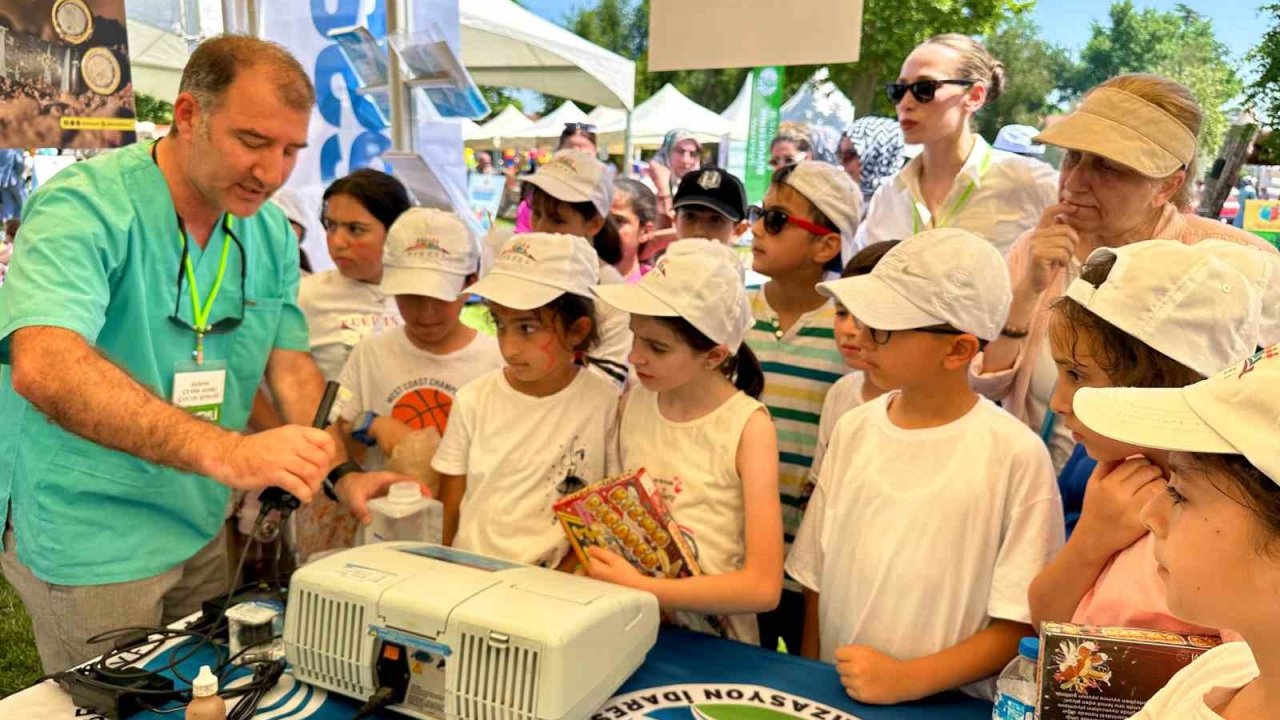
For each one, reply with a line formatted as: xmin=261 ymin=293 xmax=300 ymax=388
xmin=744 ymin=161 xmax=861 ymax=652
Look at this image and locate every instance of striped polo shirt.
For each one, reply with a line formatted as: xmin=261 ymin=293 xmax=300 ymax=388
xmin=745 ymin=290 xmax=850 ymax=552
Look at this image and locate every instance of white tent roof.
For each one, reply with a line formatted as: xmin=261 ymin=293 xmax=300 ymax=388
xmin=720 ymin=75 xmax=752 ymax=142
xmin=460 ymin=0 xmax=636 ymax=110
xmin=781 ymin=68 xmax=855 ymax=132
xmin=126 ymin=18 xmax=189 ymax=101
xmin=586 ymin=105 xmax=626 ymax=127
xmin=512 ymin=101 xmax=588 ymax=140
xmin=470 ymin=105 xmax=534 ymax=141
xmin=597 ymin=84 xmax=732 ymax=151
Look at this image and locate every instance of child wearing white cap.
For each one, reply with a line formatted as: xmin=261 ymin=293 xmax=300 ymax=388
xmin=524 ymin=149 xmax=633 ymax=379
xmin=1071 ymin=346 xmax=1280 ymax=719
xmin=429 ymin=233 xmax=621 ymax=568
xmin=786 ymin=228 xmax=1062 ymax=703
xmin=333 ymin=208 xmax=502 ymax=480
xmin=1027 ymin=240 xmax=1262 ymax=638
xmin=588 ymin=239 xmax=782 ymax=645
xmin=743 ymin=161 xmax=859 ymax=652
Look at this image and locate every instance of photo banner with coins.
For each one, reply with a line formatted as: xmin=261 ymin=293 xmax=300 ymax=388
xmin=0 ymin=0 xmax=136 ymax=149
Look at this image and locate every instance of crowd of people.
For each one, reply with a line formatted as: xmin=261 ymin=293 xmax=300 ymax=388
xmin=2 ymin=31 xmax=1280 ymax=720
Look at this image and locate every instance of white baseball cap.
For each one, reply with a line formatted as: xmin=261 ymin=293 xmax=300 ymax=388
xmin=779 ymin=161 xmax=862 ymax=251
xmin=815 ymin=228 xmax=1011 ymax=341
xmin=381 ymin=208 xmax=479 ymax=300
xmin=1195 ymin=239 xmax=1280 ymax=348
xmin=521 ymin=149 xmax=614 ymax=218
xmin=1064 ymin=240 xmax=1260 ymax=377
xmin=464 ymin=232 xmax=600 ymax=310
xmin=592 ymin=238 xmax=754 ymax=352
xmin=993 ymin=124 xmax=1045 ymax=156
xmin=1074 ymin=345 xmax=1280 ymax=485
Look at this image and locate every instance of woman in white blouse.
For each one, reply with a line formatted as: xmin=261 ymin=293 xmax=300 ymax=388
xmin=854 ymin=34 xmax=1057 ymax=259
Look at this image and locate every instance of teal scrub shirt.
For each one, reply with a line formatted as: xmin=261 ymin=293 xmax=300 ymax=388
xmin=0 ymin=141 xmax=310 ymax=585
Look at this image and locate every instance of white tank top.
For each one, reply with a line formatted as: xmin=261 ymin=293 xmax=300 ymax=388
xmin=620 ymin=385 xmax=766 ymax=644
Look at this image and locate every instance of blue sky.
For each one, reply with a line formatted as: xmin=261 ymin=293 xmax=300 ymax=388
xmin=521 ymin=0 xmax=1269 ymax=63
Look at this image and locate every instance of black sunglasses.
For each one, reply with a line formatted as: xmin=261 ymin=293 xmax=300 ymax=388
xmin=168 ymin=217 xmax=248 ymax=336
xmin=854 ymin=319 xmax=968 ymax=346
xmin=563 ymin=122 xmax=596 ymax=133
xmin=885 ymin=79 xmax=976 ymax=105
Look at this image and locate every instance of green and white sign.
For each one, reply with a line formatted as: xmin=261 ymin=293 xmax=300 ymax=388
xmin=743 ymin=67 xmax=786 ymax=204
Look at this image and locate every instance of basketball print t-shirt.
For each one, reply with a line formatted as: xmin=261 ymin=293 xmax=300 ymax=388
xmin=338 ymin=327 xmax=503 ymax=470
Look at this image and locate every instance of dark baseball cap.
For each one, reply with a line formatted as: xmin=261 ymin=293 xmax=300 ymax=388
xmin=673 ymin=168 xmax=747 ymax=222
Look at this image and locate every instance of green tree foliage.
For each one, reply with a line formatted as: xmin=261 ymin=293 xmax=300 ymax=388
xmin=1246 ymin=3 xmax=1280 ymax=125
xmin=480 ymin=87 xmax=526 ymax=117
xmin=977 ymin=15 xmax=1073 ymax=140
xmin=133 ymin=92 xmax=173 ymax=124
xmin=1066 ymin=1 xmax=1241 ymax=159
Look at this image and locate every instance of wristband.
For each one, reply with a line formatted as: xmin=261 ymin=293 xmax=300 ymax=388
xmin=351 ymin=411 xmax=379 ymax=447
xmin=324 ymin=460 xmax=362 ymax=501
xmin=1000 ymin=324 xmax=1030 ymax=339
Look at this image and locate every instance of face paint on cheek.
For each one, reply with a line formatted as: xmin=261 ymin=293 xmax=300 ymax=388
xmin=536 ymin=337 xmax=557 ymax=363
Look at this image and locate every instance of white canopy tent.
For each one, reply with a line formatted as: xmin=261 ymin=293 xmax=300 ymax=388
xmin=596 ymin=84 xmax=733 ymax=153
xmin=465 ymin=104 xmax=534 ymax=143
xmin=508 ymin=101 xmax=587 ymax=143
xmin=720 ymin=74 xmax=752 ymax=142
xmin=125 ymin=18 xmax=190 ymax=101
xmin=459 ymin=0 xmax=635 ymax=111
xmin=781 ymin=68 xmax=856 ymax=132
xmin=586 ymin=105 xmax=626 ymax=127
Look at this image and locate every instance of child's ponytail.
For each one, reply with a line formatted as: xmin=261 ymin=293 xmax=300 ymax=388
xmin=725 ymin=344 xmax=765 ymax=399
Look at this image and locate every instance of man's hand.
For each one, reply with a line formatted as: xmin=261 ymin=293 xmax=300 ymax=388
xmin=834 ymin=645 xmax=922 ymax=705
xmin=337 ymin=471 xmax=425 ymax=525
xmin=210 ymin=425 xmax=333 ymax=503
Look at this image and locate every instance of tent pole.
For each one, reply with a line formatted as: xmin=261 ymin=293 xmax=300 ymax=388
xmin=387 ymin=0 xmax=412 ymax=152
xmin=623 ymin=109 xmax=634 ymax=176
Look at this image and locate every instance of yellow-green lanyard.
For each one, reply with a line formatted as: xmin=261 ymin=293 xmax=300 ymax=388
xmin=911 ymin=145 xmax=993 ymax=234
xmin=180 ymin=220 xmax=232 ymax=365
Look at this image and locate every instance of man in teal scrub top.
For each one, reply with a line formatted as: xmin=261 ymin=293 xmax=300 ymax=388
xmin=0 ymin=36 xmax=404 ymax=674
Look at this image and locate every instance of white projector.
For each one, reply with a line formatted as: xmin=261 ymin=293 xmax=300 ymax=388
xmin=284 ymin=543 xmax=660 ymax=720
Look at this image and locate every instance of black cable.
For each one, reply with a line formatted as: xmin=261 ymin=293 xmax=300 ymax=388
xmin=352 ymin=686 xmax=396 ymax=720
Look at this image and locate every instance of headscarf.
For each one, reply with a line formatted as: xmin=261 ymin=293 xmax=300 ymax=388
xmin=654 ymin=129 xmax=701 ymax=193
xmin=843 ymin=116 xmax=905 ymax=205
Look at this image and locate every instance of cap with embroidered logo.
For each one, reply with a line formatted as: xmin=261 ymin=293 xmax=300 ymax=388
xmin=521 ymin=149 xmax=613 ymax=218
xmin=673 ymin=168 xmax=747 ymax=223
xmin=381 ymin=207 xmax=479 ymax=300
xmin=464 ymin=232 xmax=600 ymax=310
xmin=1075 ymin=345 xmax=1280 ymax=485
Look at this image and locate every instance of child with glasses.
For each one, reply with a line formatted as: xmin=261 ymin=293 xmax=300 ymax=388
xmin=786 ymin=229 xmax=1063 ymax=704
xmin=852 ymin=34 xmax=1056 ymax=260
xmin=743 ymin=161 xmax=860 ymax=653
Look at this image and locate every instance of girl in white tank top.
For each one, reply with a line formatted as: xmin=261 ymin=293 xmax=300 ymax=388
xmin=589 ymin=239 xmax=783 ymax=645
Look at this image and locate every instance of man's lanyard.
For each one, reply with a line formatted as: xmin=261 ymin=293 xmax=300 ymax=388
xmin=180 ymin=220 xmax=233 ymax=365
xmin=911 ymin=144 xmax=993 ymax=234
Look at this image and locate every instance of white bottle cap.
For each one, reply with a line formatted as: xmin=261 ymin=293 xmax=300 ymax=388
xmin=193 ymin=665 xmax=219 ymax=698
xmin=388 ymin=481 xmax=422 ymax=504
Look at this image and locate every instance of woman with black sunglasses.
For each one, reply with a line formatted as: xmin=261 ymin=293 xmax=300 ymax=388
xmin=853 ymin=34 xmax=1057 ymax=261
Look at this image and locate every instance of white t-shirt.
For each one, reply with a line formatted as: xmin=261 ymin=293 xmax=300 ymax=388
xmin=432 ymin=367 xmax=622 ymax=568
xmin=620 ymin=385 xmax=768 ymax=645
xmin=851 ymin=136 xmax=1057 ymax=260
xmin=809 ymin=371 xmax=868 ymax=488
xmin=1129 ymin=642 xmax=1259 ymax=719
xmin=592 ymin=261 xmax=634 ymax=383
xmin=298 ymin=269 xmax=401 ymax=381
xmin=785 ymin=393 xmax=1064 ymax=699
xmin=338 ymin=328 xmax=504 ymax=470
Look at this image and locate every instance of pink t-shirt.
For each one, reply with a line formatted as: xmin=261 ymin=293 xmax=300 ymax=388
xmin=1073 ymin=533 xmax=1220 ymax=636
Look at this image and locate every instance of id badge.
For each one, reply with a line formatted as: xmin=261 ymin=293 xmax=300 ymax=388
xmin=172 ymin=359 xmax=227 ymax=423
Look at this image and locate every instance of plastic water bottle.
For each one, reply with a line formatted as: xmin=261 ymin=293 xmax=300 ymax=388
xmin=993 ymin=637 xmax=1039 ymax=720
xmin=365 ymin=482 xmax=443 ymax=544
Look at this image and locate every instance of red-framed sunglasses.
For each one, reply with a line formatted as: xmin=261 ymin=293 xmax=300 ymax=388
xmin=748 ymin=205 xmax=835 ymax=237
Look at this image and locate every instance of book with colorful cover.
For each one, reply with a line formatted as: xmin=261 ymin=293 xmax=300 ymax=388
xmin=554 ymin=468 xmax=700 ymax=578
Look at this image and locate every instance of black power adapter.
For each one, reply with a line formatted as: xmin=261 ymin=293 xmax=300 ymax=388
xmin=55 ymin=666 xmax=178 ymax=720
